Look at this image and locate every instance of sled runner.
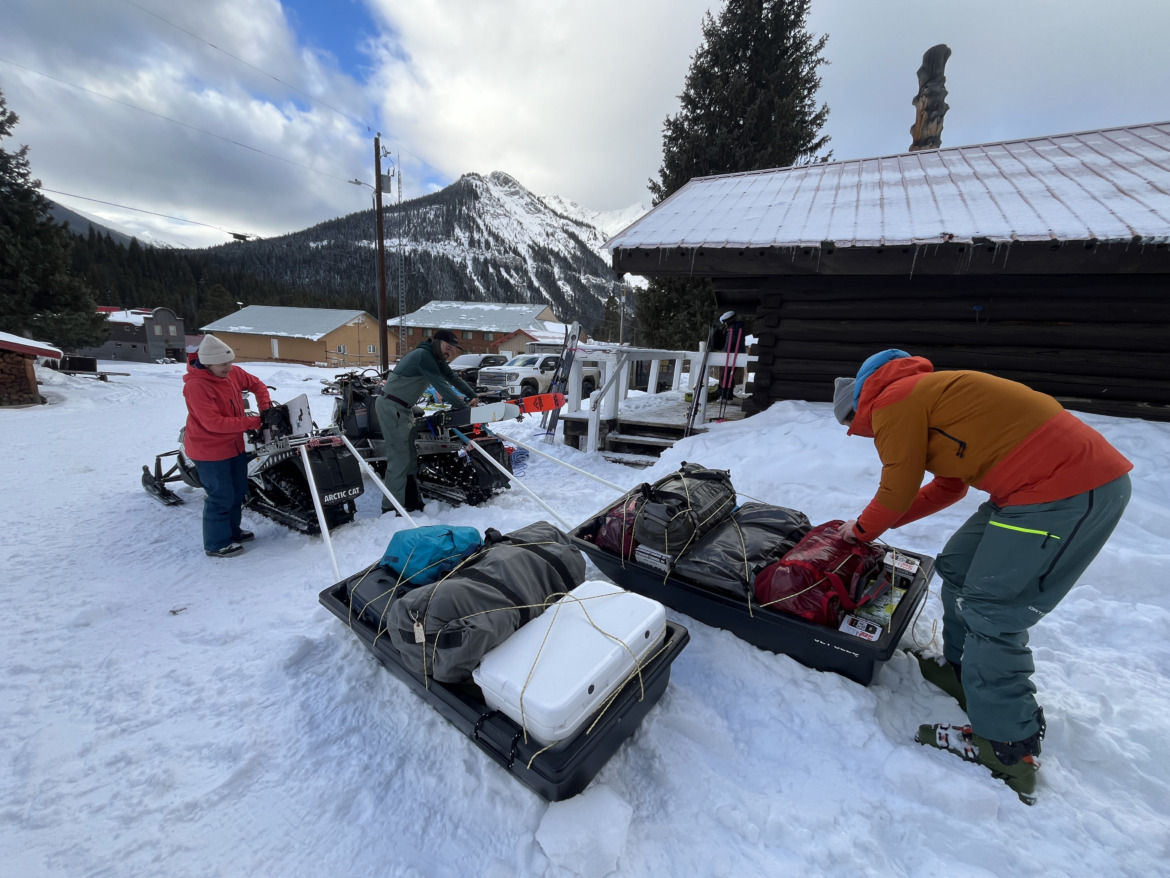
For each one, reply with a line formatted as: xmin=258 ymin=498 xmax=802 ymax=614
xmin=571 ymin=468 xmax=935 ymax=686
xmin=319 ymin=522 xmax=690 ymax=801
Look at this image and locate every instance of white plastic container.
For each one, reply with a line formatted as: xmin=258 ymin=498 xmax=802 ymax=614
xmin=473 ymin=580 xmax=667 ymax=746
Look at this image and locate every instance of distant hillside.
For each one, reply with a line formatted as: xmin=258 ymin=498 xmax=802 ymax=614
xmin=191 ymin=172 xmax=640 ymax=327
xmin=48 ymin=201 xmax=135 ymax=248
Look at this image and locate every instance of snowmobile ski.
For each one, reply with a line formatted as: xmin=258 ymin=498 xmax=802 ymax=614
xmin=542 ymin=322 xmax=580 ymax=441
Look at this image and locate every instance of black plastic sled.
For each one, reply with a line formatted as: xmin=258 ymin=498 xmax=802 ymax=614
xmin=571 ymin=493 xmax=935 ymax=687
xmin=318 ymin=573 xmax=690 ymax=801
xmin=328 ymin=369 xmax=513 ymax=507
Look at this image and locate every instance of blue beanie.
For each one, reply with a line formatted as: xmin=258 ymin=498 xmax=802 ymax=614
xmin=853 ymin=349 xmax=911 ymax=410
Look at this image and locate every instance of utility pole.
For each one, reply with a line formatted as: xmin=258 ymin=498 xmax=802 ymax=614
xmin=397 ymin=151 xmax=406 ymax=357
xmin=373 ymin=135 xmax=389 ymax=372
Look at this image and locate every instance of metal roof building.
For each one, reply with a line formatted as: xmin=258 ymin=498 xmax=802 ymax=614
xmin=607 ymin=121 xmax=1170 ymax=421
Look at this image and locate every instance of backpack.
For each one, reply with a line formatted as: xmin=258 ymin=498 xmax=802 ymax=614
xmin=632 ymin=462 xmax=737 ymax=557
xmin=752 ymin=520 xmax=886 ymax=626
xmin=379 ymin=525 xmax=483 ymax=587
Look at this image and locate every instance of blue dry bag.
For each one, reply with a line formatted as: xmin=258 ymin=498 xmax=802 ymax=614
xmin=379 ymin=525 xmax=483 ymax=586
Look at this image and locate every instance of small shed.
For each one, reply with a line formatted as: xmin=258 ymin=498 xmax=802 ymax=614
xmin=608 ymin=121 xmax=1170 ymax=421
xmin=201 ymin=306 xmax=379 ymax=366
xmin=0 ymin=332 xmax=62 ymax=406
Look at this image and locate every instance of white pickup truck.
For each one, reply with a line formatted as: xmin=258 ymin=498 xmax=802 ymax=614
xmin=476 ymin=353 xmax=600 ymax=400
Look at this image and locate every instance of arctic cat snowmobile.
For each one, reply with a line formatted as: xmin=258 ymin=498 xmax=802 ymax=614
xmin=141 ymin=394 xmax=364 ymax=535
xmin=328 ymin=369 xmax=515 ymax=507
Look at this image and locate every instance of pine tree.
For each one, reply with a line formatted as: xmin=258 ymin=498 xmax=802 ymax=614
xmin=0 ymin=88 xmax=108 ymax=349
xmin=635 ymin=0 xmax=830 ymax=349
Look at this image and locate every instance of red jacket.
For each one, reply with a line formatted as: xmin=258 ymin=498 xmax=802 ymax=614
xmin=849 ymin=357 xmax=1132 ymax=541
xmin=183 ymin=362 xmax=271 ymax=461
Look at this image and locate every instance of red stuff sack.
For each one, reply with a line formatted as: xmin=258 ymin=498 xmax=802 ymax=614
xmin=595 ymin=494 xmax=643 ymax=559
xmin=752 ymin=520 xmax=886 ymax=626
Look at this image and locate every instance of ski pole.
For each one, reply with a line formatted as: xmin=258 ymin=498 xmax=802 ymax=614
xmin=298 ymin=444 xmax=342 ymax=582
xmin=491 ymin=432 xmax=628 ymax=493
xmin=451 ymin=427 xmax=573 ymax=530
xmin=338 ymin=434 xmax=418 ymax=527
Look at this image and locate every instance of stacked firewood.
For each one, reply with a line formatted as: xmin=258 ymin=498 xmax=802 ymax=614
xmin=0 ymin=351 xmax=42 ymax=406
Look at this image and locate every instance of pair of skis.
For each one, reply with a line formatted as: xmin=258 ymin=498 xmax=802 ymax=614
xmin=541 ymin=322 xmax=581 ymax=442
xmin=684 ymin=311 xmax=736 ymax=437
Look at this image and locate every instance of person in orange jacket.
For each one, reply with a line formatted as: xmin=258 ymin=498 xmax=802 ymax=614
xmin=184 ymin=335 xmax=272 ymax=557
xmin=834 ymin=349 xmax=1131 ymax=802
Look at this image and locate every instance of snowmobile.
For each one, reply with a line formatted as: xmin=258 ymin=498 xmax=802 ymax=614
xmin=327 ymin=369 xmax=516 ymax=507
xmin=141 ymin=393 xmax=364 ymax=535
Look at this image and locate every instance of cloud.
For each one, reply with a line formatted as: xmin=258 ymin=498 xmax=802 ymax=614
xmin=3 ymin=0 xmax=1169 ymax=247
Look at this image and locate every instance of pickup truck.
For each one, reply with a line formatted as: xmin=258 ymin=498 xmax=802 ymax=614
xmin=476 ymin=353 xmax=599 ymax=400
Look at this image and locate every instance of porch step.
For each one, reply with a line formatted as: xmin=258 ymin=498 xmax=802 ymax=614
xmin=605 ymin=432 xmax=677 ymax=447
xmin=600 ymin=451 xmax=660 ymax=468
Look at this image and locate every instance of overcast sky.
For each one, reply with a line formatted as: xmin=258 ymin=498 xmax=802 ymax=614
xmin=3 ymin=0 xmax=1170 ymax=248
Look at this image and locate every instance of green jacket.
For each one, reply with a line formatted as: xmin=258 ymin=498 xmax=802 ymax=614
xmin=382 ymin=339 xmax=477 ymax=410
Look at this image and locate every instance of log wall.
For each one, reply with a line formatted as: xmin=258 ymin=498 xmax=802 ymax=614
xmin=734 ymin=274 xmax=1170 ymax=422
xmin=0 ymin=351 xmax=43 ymax=406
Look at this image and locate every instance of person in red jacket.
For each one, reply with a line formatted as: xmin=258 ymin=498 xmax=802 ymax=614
xmin=834 ymin=349 xmax=1132 ymax=803
xmin=184 ymin=335 xmax=272 ymax=557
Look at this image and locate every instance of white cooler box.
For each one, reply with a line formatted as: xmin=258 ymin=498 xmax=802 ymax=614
xmin=473 ymin=580 xmax=667 ymax=746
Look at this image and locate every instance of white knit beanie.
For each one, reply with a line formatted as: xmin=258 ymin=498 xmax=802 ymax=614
xmin=198 ymin=335 xmax=235 ymax=365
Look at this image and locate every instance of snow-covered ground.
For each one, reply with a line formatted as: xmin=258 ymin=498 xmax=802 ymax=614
xmin=3 ymin=361 xmax=1168 ymax=877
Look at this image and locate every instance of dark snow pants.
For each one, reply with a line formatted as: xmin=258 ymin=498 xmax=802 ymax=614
xmin=936 ymin=474 xmax=1131 ymax=743
xmin=194 ymin=452 xmax=250 ymax=552
xmin=374 ymin=394 xmax=419 ymax=512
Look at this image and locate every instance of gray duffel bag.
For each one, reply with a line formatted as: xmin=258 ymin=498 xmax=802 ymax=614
xmin=672 ymin=503 xmax=811 ymax=600
xmin=633 ymin=462 xmax=738 ymax=557
xmin=386 ymin=520 xmax=586 ymax=683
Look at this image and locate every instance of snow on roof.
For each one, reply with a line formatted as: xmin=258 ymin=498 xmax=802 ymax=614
xmin=102 ymin=309 xmax=149 ymax=326
xmin=0 ymin=331 xmax=62 ymax=359
xmin=397 ymin=301 xmax=556 ymax=333
xmin=607 ymin=121 xmax=1170 ymax=250
xmin=200 ymin=305 xmax=369 ymax=341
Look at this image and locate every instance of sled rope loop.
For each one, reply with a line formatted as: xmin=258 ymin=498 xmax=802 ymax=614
xmin=636 ymin=476 xmax=736 ymax=583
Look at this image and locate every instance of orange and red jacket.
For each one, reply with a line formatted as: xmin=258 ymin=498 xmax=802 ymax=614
xmin=182 ymin=362 xmax=272 ymax=461
xmin=848 ymin=357 xmax=1132 ymax=542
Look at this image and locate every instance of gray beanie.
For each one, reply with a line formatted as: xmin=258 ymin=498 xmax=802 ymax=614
xmin=198 ymin=335 xmax=235 ymax=365
xmin=833 ymin=377 xmax=856 ymax=425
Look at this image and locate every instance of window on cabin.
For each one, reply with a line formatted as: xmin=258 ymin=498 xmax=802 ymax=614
xmin=483 ymin=332 xmax=494 ymax=341
xmin=337 ymin=344 xmax=347 ymax=355
xmin=462 ymin=330 xmax=474 ymax=340
xmin=168 ymin=325 xmax=177 ymax=335
xmin=367 ymin=344 xmax=376 ymax=354
xmin=153 ymin=325 xmax=162 ymax=336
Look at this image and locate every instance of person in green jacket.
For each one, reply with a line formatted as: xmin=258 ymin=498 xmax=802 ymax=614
xmin=375 ymin=329 xmax=479 ymax=513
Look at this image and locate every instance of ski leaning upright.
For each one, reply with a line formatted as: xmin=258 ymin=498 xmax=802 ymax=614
xmin=684 ymin=311 xmax=734 ymax=437
xmin=541 ymin=321 xmax=581 ymax=442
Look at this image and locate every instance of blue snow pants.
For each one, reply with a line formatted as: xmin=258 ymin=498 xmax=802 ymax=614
xmin=194 ymin=453 xmax=250 ymax=552
xmin=936 ymin=474 xmax=1131 ymax=743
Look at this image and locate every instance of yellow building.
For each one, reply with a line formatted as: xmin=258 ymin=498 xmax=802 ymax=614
xmin=200 ymin=306 xmax=380 ymax=367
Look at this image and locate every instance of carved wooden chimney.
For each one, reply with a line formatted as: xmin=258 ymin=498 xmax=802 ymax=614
xmin=910 ymin=44 xmax=951 ymax=151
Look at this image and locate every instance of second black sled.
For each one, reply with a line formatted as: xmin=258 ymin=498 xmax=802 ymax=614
xmin=571 ymin=492 xmax=935 ymax=686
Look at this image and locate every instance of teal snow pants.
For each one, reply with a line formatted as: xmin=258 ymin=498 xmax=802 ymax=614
xmin=936 ymin=474 xmax=1131 ymax=743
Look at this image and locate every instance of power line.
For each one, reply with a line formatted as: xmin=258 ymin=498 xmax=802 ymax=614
xmin=0 ymin=57 xmax=360 ymax=187
xmin=42 ymin=187 xmax=254 ymax=240
xmin=121 ymin=0 xmax=375 ymax=134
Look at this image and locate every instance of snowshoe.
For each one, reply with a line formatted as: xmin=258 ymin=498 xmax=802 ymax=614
xmin=915 ymin=722 xmax=1040 ymax=805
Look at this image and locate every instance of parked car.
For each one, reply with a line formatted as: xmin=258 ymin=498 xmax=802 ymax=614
xmin=448 ymin=353 xmax=508 ymax=386
xmin=477 ymin=354 xmax=600 ymax=399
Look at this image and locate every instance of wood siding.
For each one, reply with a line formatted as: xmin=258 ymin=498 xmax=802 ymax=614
xmin=731 ymin=274 xmax=1170 ymax=422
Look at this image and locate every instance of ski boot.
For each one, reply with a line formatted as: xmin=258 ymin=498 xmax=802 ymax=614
xmin=916 ymin=711 xmax=1045 ymax=805
xmin=909 ymin=650 xmax=968 ymax=711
